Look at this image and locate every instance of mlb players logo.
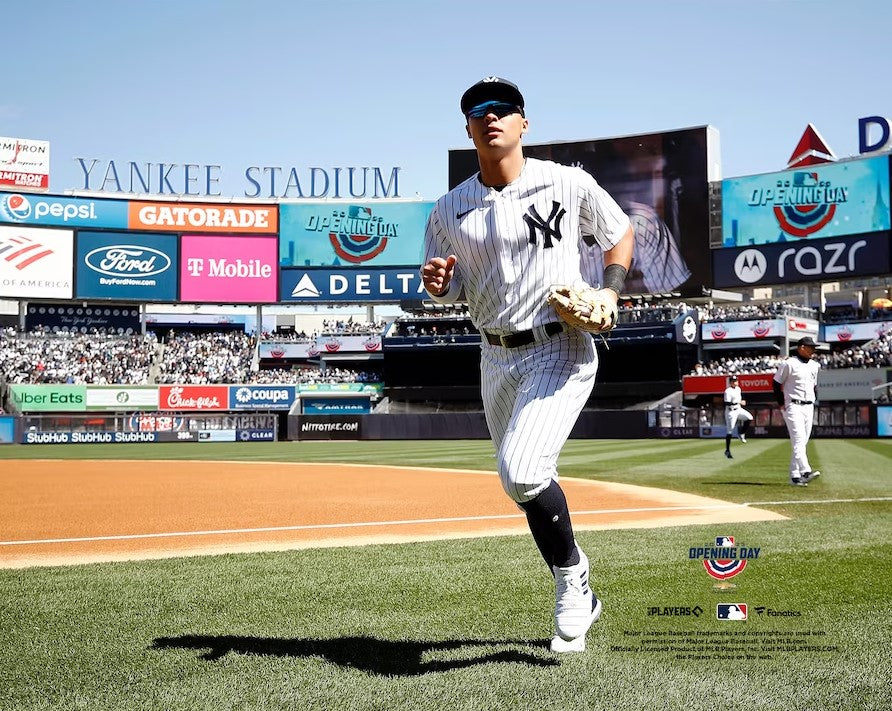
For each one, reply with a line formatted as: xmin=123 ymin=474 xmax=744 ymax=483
xmin=717 ymin=604 xmax=748 ymax=621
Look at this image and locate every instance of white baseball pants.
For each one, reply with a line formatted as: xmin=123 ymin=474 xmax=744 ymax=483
xmin=783 ymin=402 xmax=815 ymax=477
xmin=480 ymin=328 xmax=597 ymax=503
xmin=724 ymin=406 xmax=753 ymax=434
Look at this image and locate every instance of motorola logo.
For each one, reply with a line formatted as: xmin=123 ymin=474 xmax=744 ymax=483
xmin=734 ymin=249 xmax=768 ymax=283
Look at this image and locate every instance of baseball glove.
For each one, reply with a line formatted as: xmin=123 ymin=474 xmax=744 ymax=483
xmin=547 ymin=285 xmax=618 ymax=334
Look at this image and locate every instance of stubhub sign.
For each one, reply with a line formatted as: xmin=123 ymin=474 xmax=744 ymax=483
xmin=229 ymin=385 xmax=296 ymax=410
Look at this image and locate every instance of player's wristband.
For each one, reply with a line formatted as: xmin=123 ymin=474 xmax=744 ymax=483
xmin=602 ymin=264 xmax=628 ymax=296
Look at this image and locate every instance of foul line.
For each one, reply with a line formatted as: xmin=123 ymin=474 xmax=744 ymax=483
xmin=1 ymin=497 xmax=887 ymax=547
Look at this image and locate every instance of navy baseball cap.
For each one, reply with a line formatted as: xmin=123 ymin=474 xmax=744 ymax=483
xmin=729 ymin=374 xmax=738 ymax=381
xmin=461 ymin=76 xmax=525 ymax=116
xmin=796 ymin=336 xmax=817 ymax=347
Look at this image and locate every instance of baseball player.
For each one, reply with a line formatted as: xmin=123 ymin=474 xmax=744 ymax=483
xmin=723 ymin=374 xmax=753 ymax=458
xmin=421 ymin=76 xmax=634 ymax=653
xmin=773 ymin=336 xmax=822 ymax=486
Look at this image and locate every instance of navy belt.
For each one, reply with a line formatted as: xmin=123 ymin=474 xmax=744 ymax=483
xmin=790 ymin=399 xmax=814 ymax=405
xmin=483 ymin=322 xmax=564 ymax=348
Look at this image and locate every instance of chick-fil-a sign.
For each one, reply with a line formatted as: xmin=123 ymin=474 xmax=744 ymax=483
xmin=180 ymin=235 xmax=277 ymax=303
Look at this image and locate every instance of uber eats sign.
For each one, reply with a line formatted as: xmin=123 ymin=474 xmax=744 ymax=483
xmin=9 ymin=385 xmax=86 ymax=412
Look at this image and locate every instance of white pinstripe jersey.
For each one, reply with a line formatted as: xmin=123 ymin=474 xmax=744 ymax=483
xmin=422 ymin=158 xmax=631 ymax=333
xmin=774 ymin=356 xmax=820 ymax=403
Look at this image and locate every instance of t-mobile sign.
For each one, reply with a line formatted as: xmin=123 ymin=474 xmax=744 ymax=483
xmin=180 ymin=235 xmax=277 ymax=303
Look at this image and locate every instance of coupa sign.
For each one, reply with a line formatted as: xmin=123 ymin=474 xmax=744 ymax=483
xmin=712 ymin=233 xmax=890 ymax=288
xmin=228 ymin=385 xmax=296 ymax=410
xmin=76 ymin=231 xmax=178 ymax=301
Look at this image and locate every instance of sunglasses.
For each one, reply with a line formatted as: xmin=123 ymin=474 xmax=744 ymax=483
xmin=465 ymin=101 xmax=523 ymax=119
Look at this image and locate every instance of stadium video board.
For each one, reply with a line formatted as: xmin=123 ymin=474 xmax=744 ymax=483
xmin=279 ymin=201 xmax=434 ymax=268
xmin=180 ymin=234 xmax=278 ymax=303
xmin=721 ymin=155 xmax=891 ymax=246
xmin=0 ymin=225 xmax=73 ymax=298
xmin=75 ymin=231 xmax=179 ymax=301
xmin=448 ymin=127 xmax=715 ymax=294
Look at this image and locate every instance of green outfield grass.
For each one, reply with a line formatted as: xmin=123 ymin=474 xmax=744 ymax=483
xmin=1 ymin=439 xmax=890 ymax=711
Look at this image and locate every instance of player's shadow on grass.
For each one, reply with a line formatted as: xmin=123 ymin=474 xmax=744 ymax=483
xmin=151 ymin=634 xmax=557 ymax=676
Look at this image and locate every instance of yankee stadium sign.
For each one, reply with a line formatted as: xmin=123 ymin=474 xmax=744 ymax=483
xmin=75 ymin=158 xmax=402 ymax=199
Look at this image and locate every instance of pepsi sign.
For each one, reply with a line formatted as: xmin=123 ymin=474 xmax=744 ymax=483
xmin=0 ymin=191 xmax=129 ymax=228
xmin=713 ymin=232 xmax=891 ymax=288
xmin=76 ymin=231 xmax=178 ymax=301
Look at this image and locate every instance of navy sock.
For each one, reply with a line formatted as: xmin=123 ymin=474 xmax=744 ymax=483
xmin=518 ymin=480 xmax=579 ymax=569
xmin=725 ymin=435 xmax=732 ymax=450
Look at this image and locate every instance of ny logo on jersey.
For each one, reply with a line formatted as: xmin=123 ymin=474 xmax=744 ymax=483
xmin=523 ymin=201 xmax=566 ymax=248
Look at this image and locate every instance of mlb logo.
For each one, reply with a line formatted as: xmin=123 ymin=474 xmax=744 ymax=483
xmin=716 ymin=536 xmax=735 ymax=547
xmin=717 ymin=604 xmax=747 ymax=620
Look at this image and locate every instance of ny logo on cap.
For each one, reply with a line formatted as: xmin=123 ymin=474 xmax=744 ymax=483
xmin=482 ymin=76 xmax=499 ymax=82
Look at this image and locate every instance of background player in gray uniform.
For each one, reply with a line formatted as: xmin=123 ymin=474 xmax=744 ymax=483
xmin=723 ymin=374 xmax=753 ymax=458
xmin=421 ymin=76 xmax=634 ymax=653
xmin=773 ymin=336 xmax=822 ymax=486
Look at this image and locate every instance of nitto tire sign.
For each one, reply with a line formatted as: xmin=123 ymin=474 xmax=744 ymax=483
xmin=76 ymin=231 xmax=178 ymax=301
xmin=712 ymin=232 xmax=891 ymax=288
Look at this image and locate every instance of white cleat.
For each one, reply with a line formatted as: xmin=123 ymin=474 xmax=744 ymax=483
xmin=553 ymin=548 xmax=602 ymax=642
xmin=550 ymin=634 xmax=586 ymax=653
xmin=739 ymin=434 xmax=747 ymax=443
xmin=803 ymin=470 xmax=821 ymax=482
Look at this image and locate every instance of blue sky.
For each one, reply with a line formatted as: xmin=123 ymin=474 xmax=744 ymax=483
xmin=4 ymin=0 xmax=890 ymax=201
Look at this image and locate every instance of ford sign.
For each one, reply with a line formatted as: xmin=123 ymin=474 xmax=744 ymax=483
xmin=84 ymin=245 xmax=171 ymax=277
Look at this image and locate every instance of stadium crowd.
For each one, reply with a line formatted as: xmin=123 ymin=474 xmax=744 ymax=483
xmin=247 ymin=367 xmax=379 ymax=385
xmin=156 ymin=331 xmax=255 ymax=385
xmin=0 ymin=327 xmax=157 ymax=385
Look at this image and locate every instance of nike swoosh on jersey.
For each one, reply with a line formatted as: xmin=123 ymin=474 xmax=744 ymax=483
xmin=456 ymin=209 xmax=474 ymax=220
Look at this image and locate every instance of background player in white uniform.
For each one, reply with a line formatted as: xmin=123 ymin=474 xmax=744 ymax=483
xmin=421 ymin=77 xmax=634 ymax=653
xmin=722 ymin=374 xmax=753 ymax=459
xmin=773 ymin=336 xmax=822 ymax=486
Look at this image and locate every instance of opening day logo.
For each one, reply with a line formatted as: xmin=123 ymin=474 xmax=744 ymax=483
xmin=747 ymin=170 xmax=847 ymax=238
xmin=689 ymin=535 xmax=760 ymax=584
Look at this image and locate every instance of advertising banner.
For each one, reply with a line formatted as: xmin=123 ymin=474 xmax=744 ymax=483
xmin=126 ymin=413 xmax=187 ymax=432
xmin=180 ymin=235 xmax=277 ymax=303
xmin=298 ymin=382 xmax=381 ymax=395
xmin=878 ymin=406 xmax=892 ymax=437
xmin=8 ymin=384 xmax=87 ymax=412
xmin=823 ymin=321 xmax=892 ymax=342
xmin=0 ymin=226 xmax=73 ymax=298
xmin=22 ymin=431 xmax=159 ymax=445
xmin=712 ymin=232 xmax=891 ymax=288
xmin=76 ymin=231 xmax=179 ymax=301
xmin=316 ymin=334 xmax=382 ymax=354
xmin=128 ymin=201 xmax=277 ymax=233
xmin=158 ymin=385 xmax=229 ymax=411
xmin=816 ymin=367 xmax=891 ymax=402
xmin=294 ymin=415 xmax=362 ymax=440
xmin=228 ymin=385 xmax=296 ymax=410
xmin=86 ymin=386 xmax=159 ymax=411
xmin=786 ymin=317 xmax=819 ymax=338
xmin=279 ymin=201 xmax=432 ymax=267
xmin=701 ymin=319 xmax=785 ymax=341
xmin=0 ymin=191 xmax=129 ymax=228
xmin=279 ymin=266 xmax=425 ymax=303
xmin=236 ymin=428 xmax=276 ymax=441
xmin=258 ymin=342 xmax=314 ymax=359
xmin=0 ymin=137 xmax=50 ymax=190
xmin=302 ymin=397 xmax=371 ymax=414
xmin=683 ymin=373 xmax=775 ymax=397
xmin=721 ymin=156 xmax=891 ymax=246
xmin=24 ymin=303 xmax=141 ymax=334
xmin=449 ymin=127 xmax=715 ymax=293
xmin=0 ymin=416 xmax=14 ymax=444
